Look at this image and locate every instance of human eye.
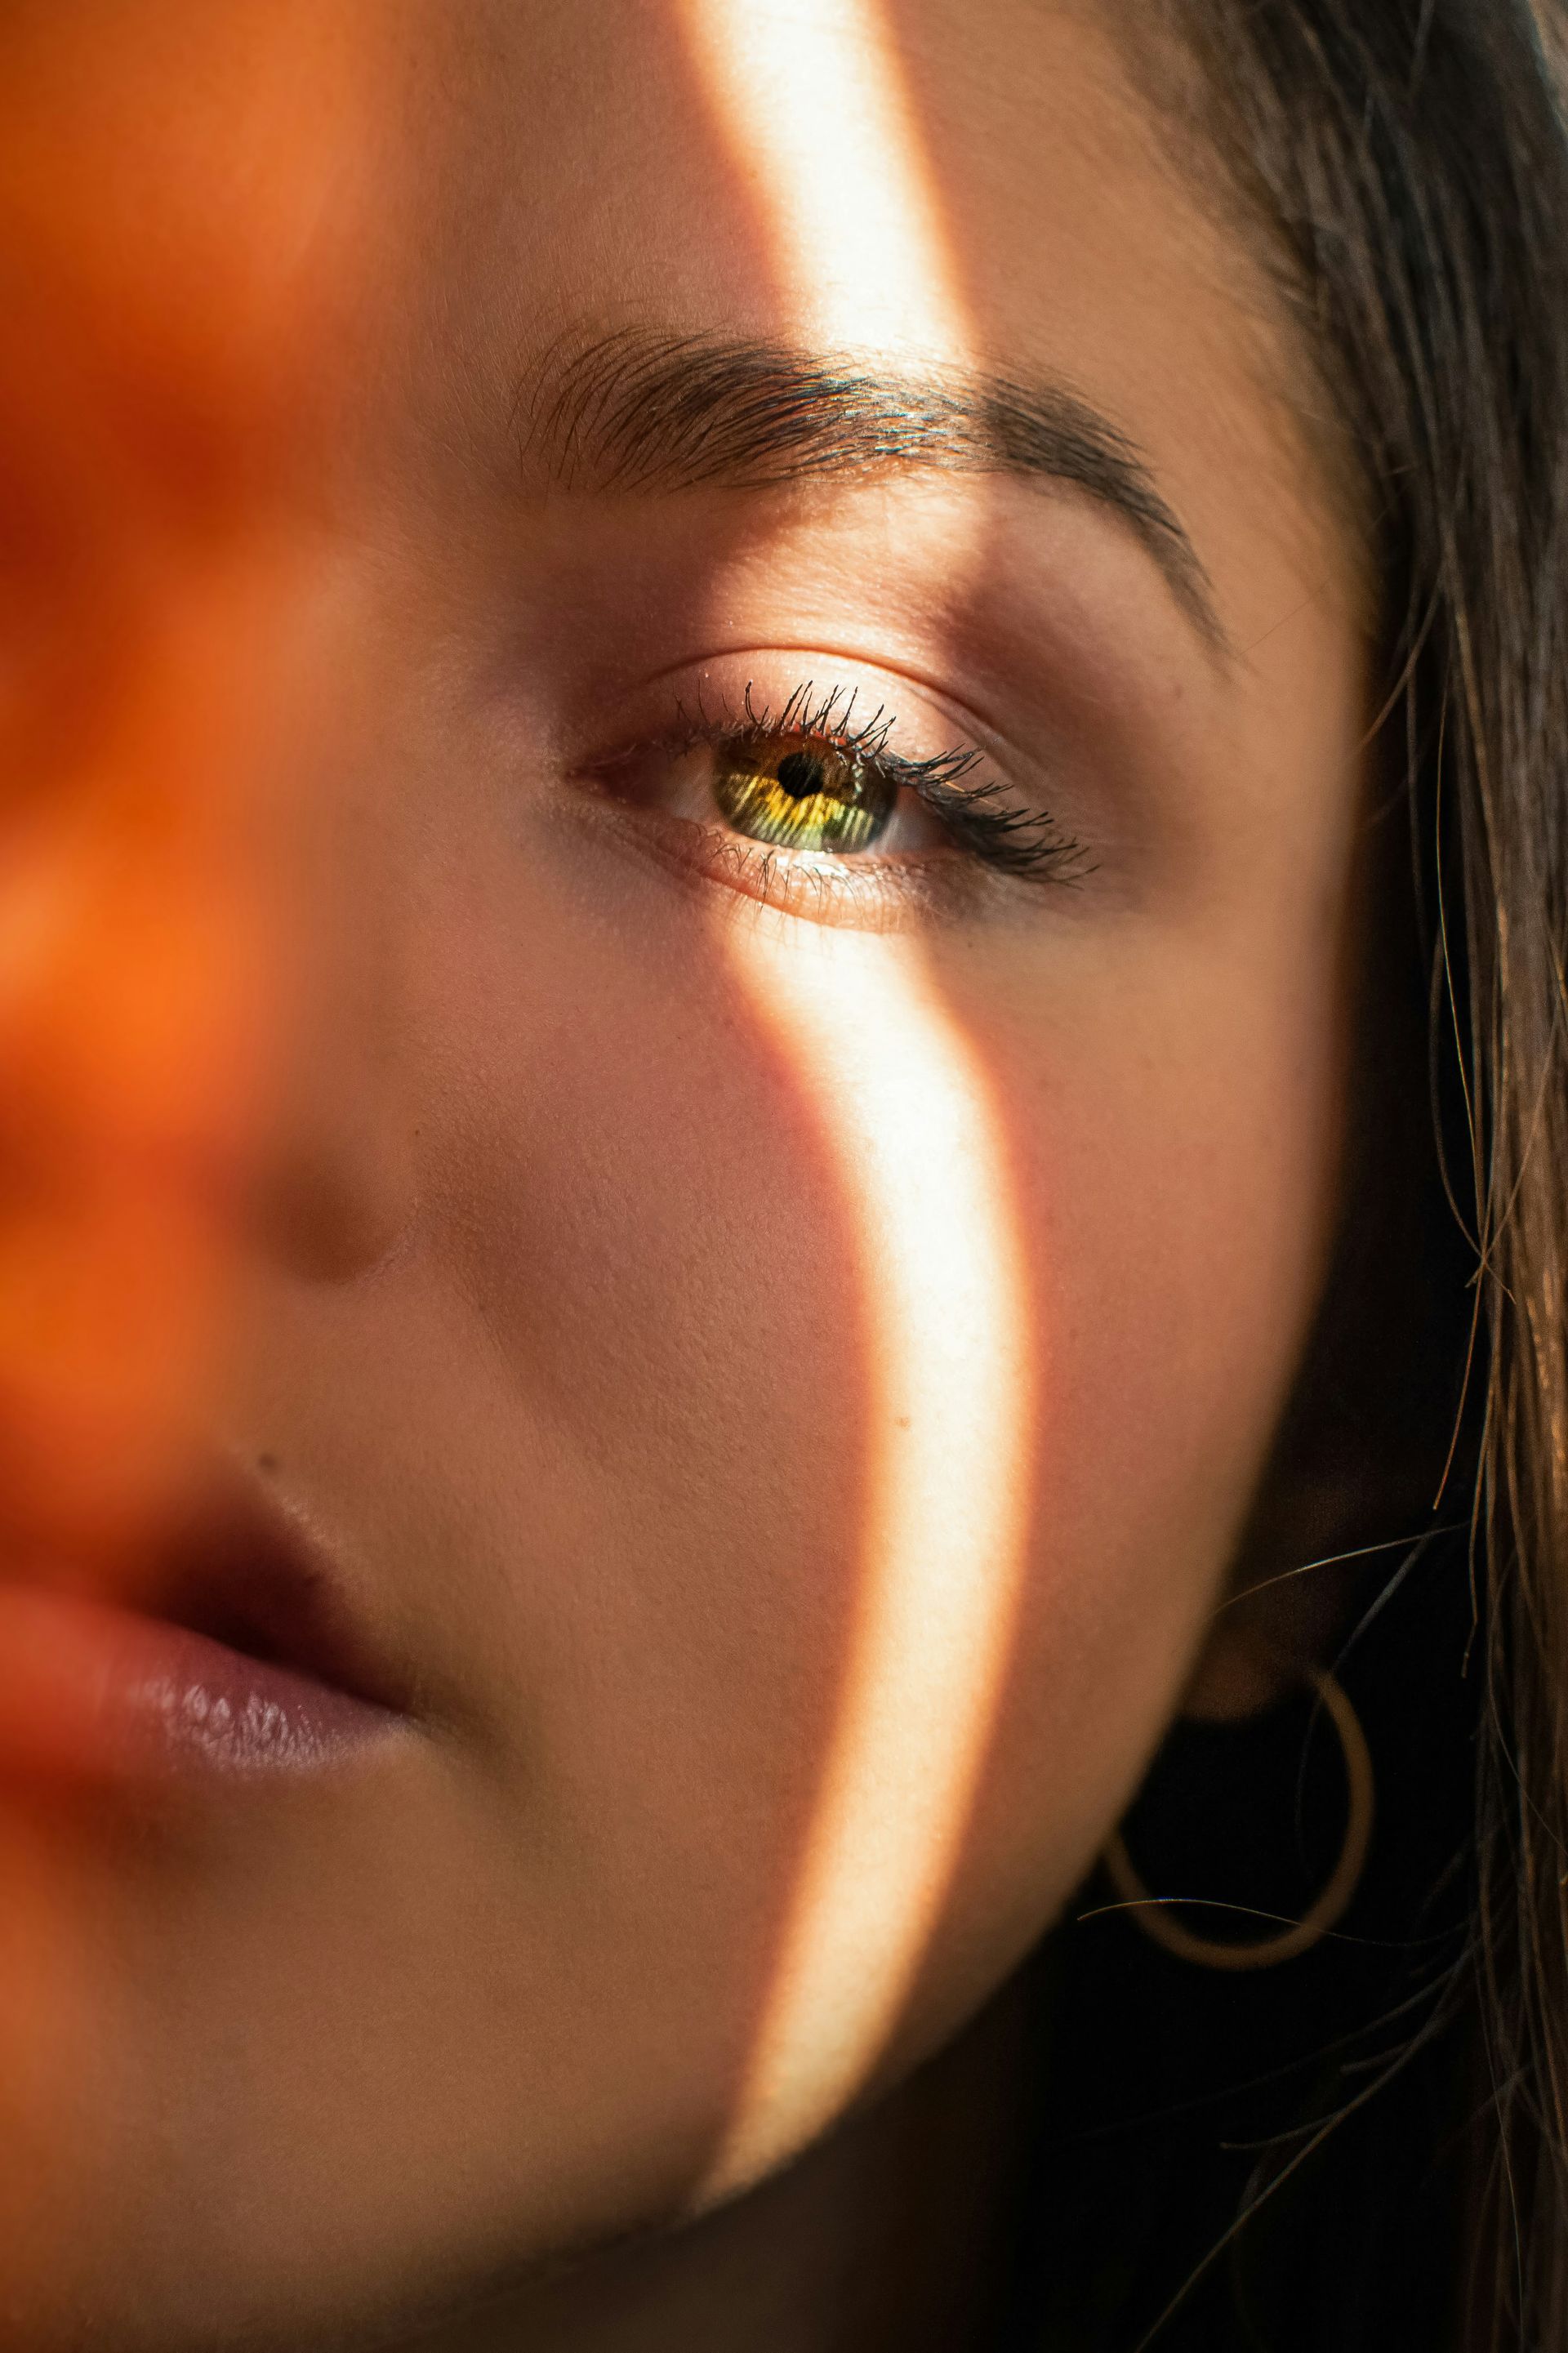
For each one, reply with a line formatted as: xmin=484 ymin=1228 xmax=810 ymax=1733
xmin=578 ymin=679 xmax=1090 ymax=925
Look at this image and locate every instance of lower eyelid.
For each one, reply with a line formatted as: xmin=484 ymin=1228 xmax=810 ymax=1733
xmin=577 ymin=789 xmax=1018 ymax=936
xmin=663 ymin=820 xmax=958 ymax=925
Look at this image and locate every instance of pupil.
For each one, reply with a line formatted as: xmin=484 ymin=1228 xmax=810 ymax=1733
xmin=774 ymin=750 xmax=826 ymax=800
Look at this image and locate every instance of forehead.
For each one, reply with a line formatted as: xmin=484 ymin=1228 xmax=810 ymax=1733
xmin=395 ymin=1 xmax=1186 ymax=325
xmin=0 ymin=0 xmax=1350 ymax=661
xmin=364 ymin=0 xmax=1343 ymax=648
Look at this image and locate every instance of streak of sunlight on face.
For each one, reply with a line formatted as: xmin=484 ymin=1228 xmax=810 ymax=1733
xmin=676 ymin=0 xmax=1036 ymax=2192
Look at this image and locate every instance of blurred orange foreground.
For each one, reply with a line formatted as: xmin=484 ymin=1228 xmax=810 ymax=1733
xmin=0 ymin=2 xmax=380 ymax=1598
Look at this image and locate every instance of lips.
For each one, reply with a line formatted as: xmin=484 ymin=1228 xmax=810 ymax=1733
xmin=0 ymin=1470 xmax=410 ymax=1784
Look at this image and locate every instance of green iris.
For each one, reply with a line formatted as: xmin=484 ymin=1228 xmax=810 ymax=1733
xmin=711 ymin=742 xmax=895 ymax=854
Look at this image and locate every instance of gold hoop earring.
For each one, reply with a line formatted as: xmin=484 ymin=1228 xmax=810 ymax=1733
xmin=1101 ymin=1664 xmax=1374 ymax=1972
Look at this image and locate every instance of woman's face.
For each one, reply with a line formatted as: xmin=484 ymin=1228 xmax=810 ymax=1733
xmin=1 ymin=2 xmax=1370 ymax=2345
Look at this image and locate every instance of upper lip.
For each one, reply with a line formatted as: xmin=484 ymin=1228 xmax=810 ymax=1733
xmin=135 ymin=1464 xmax=412 ymax=1716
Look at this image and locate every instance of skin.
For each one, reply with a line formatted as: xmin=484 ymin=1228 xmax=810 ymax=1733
xmin=0 ymin=2 xmax=1379 ymax=2347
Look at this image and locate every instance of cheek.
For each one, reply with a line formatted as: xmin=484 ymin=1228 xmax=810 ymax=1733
xmin=412 ymin=857 xmax=883 ymax=2014
xmin=910 ymin=943 xmax=1346 ymax=2042
xmin=1022 ymin=1000 xmax=1335 ymax=1608
xmin=392 ymin=791 xmax=1344 ymax=2209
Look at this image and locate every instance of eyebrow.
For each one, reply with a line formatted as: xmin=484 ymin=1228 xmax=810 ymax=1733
xmin=520 ymin=326 xmax=1228 ymax=657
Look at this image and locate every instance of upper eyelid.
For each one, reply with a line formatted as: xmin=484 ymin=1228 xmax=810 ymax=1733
xmin=654 ymin=680 xmax=986 ymax=786
xmin=675 ymin=679 xmax=933 ymax=747
xmin=596 ymin=643 xmax=1040 ymax=775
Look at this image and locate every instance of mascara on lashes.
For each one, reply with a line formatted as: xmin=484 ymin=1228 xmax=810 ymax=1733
xmin=644 ymin=680 xmax=1091 ymax=884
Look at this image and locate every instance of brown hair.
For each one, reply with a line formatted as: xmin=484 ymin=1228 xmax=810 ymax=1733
xmin=1114 ymin=6 xmax=1568 ymax=2343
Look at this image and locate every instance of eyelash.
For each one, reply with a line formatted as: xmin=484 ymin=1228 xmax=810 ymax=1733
xmin=651 ymin=680 xmax=1089 ymax=886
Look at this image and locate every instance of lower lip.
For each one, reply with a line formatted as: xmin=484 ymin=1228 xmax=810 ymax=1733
xmin=0 ymin=1584 xmax=404 ymax=1784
